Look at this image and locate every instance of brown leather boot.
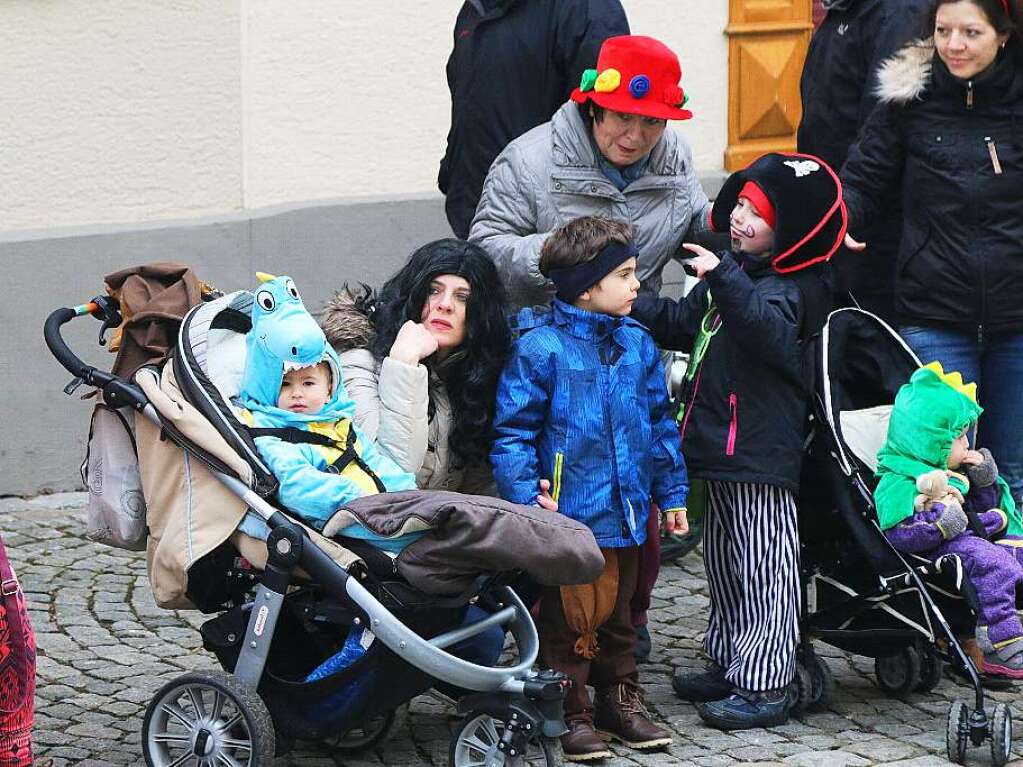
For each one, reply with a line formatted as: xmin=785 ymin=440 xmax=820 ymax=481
xmin=594 ymin=682 xmax=672 ymax=750
xmin=560 ymin=717 xmax=612 ymax=762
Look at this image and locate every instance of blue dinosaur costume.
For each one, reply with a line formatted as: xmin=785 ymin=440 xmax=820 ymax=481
xmin=235 ymin=273 xmax=421 ymax=552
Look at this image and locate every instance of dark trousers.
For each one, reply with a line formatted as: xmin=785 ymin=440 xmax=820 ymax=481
xmin=537 ymin=546 xmax=639 ymax=719
xmin=631 ymin=505 xmax=660 ymax=627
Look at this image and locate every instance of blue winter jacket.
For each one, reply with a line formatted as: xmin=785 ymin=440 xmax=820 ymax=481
xmin=491 ymin=300 xmax=688 ymax=548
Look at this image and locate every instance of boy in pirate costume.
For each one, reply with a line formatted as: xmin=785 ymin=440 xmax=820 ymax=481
xmin=876 ymin=361 xmax=1023 ymax=677
xmin=631 ymin=152 xmax=845 ymax=729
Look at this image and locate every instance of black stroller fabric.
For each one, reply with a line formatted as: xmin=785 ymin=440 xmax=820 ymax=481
xmin=800 ymin=309 xmax=980 ymax=658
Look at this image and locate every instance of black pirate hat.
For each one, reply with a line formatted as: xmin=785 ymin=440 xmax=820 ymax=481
xmin=711 ymin=152 xmax=848 ymax=274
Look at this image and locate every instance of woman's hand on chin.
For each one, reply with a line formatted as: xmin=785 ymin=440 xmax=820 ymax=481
xmin=389 ymin=320 xmax=440 ymax=365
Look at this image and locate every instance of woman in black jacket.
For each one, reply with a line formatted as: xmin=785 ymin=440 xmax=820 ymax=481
xmin=841 ymin=0 xmax=1023 ymax=502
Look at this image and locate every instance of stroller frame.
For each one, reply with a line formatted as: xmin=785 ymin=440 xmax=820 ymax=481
xmin=45 ymin=297 xmax=569 ymax=766
xmin=798 ymin=307 xmax=1012 ymax=765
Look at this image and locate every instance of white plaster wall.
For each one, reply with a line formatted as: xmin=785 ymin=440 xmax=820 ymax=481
xmin=0 ymin=1 xmax=729 ymax=231
xmin=242 ymin=0 xmax=730 ymax=208
xmin=241 ymin=0 xmax=455 ymax=206
xmin=627 ymin=1 xmax=730 ymax=176
xmin=0 ymin=1 xmax=242 ymax=231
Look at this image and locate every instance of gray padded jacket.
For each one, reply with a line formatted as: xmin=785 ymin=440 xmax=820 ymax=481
xmin=468 ymin=100 xmax=715 ymax=309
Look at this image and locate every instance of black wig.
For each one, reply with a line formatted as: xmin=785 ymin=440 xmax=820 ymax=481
xmin=364 ymin=239 xmax=511 ymax=468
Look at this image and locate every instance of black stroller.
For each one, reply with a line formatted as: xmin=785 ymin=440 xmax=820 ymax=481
xmin=793 ymin=308 xmax=1013 ymax=765
xmin=45 ymin=290 xmax=569 ymax=767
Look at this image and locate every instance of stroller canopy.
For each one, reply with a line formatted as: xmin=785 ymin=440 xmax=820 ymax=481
xmin=818 ymin=308 xmax=920 ymax=476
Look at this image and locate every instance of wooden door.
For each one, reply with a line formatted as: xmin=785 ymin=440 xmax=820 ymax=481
xmin=725 ymin=0 xmax=813 ymax=170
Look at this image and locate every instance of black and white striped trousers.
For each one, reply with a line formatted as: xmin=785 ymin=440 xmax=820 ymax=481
xmin=703 ymin=480 xmax=800 ymax=691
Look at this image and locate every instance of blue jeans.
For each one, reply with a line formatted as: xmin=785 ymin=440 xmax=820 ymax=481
xmin=900 ymin=326 xmax=1023 ymax=504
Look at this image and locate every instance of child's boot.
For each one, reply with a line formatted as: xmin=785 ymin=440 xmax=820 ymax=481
xmin=982 ymin=636 xmax=1023 ymax=679
xmin=697 ymin=687 xmax=790 ymax=730
xmin=560 ymin=716 xmax=612 ymax=762
xmin=594 ymin=682 xmax=672 ymax=750
xmin=672 ymin=661 xmax=733 ymax=701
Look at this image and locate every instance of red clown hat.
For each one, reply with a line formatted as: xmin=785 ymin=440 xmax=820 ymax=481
xmin=571 ymin=35 xmax=693 ymax=121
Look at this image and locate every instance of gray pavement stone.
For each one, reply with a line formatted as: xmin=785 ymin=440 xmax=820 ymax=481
xmin=5 ymin=496 xmax=1023 ymax=764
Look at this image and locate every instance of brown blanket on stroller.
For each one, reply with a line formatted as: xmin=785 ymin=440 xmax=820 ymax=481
xmin=323 ymin=490 xmax=605 ymax=595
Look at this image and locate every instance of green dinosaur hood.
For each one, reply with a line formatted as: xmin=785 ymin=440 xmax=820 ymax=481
xmin=874 ymin=362 xmax=1019 ymax=533
xmin=875 ymin=363 xmax=977 ymax=530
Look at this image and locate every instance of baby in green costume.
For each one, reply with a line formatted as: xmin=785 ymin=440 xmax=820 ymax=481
xmin=876 ymin=362 xmax=1023 ymax=677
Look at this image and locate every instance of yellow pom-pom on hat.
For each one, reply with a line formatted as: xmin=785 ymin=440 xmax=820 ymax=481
xmin=256 ymin=271 xmax=278 ymax=283
xmin=594 ymin=68 xmax=622 ymax=93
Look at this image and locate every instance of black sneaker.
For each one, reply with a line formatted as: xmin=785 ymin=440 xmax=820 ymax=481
xmin=635 ymin=625 xmax=652 ymax=663
xmin=671 ymin=663 xmax=732 ymax=702
xmin=697 ymin=687 xmax=789 ymax=730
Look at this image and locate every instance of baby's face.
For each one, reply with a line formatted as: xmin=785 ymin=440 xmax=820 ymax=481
xmin=277 ymin=362 xmax=331 ymax=414
xmin=947 ymin=431 xmax=970 ymax=470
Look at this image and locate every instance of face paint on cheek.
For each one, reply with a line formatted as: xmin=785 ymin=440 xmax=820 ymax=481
xmin=739 ymin=224 xmax=755 ymax=238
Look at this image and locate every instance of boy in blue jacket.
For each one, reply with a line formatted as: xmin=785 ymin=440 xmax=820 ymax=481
xmin=491 ymin=216 xmax=688 ymax=761
xmin=631 ymin=153 xmax=845 ymax=730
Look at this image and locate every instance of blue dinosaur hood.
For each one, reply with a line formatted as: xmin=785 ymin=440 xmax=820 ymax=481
xmin=236 ymin=274 xmax=355 ymax=427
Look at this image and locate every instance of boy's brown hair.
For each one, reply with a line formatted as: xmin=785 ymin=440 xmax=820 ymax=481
xmin=539 ymin=216 xmax=633 ymax=277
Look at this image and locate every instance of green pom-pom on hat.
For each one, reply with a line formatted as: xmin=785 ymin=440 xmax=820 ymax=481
xmin=579 ymin=68 xmax=598 ymax=92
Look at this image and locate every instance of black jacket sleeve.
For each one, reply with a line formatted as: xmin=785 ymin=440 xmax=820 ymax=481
xmin=554 ymin=0 xmax=630 ymax=92
xmin=705 ymin=256 xmax=803 ymax=373
xmin=630 ymin=285 xmax=707 ymax=352
xmin=840 ymin=100 xmax=907 ymax=238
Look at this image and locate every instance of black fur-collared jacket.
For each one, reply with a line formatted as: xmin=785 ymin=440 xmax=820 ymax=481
xmin=841 ymin=39 xmax=1023 ymax=333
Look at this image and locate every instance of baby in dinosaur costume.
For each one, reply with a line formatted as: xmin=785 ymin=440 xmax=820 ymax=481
xmin=235 ymin=273 xmax=423 ymax=552
xmin=875 ymin=362 xmax=1023 ymax=677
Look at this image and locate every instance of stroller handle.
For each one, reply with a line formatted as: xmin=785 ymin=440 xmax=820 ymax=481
xmin=44 ymin=303 xmax=149 ymax=410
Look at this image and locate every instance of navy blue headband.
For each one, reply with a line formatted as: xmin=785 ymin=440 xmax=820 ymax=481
xmin=548 ymin=240 xmax=638 ymax=303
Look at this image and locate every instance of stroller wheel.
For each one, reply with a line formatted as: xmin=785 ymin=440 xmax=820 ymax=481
xmin=790 ymin=651 xmax=834 ymax=715
xmin=946 ymin=700 xmax=969 ymax=764
xmin=321 ymin=703 xmax=406 ymax=754
xmin=915 ymin=642 xmax=944 ymax=693
xmin=875 ymin=645 xmax=922 ymax=699
xmin=142 ymin=670 xmax=275 ymax=767
xmin=790 ymin=662 xmax=813 ymax=715
xmin=989 ymin=702 xmax=1012 ymax=767
xmin=807 ymin=653 xmax=835 ymax=711
xmin=450 ymin=711 xmax=563 ymax=767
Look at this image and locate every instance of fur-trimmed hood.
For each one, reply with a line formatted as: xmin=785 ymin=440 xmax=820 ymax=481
xmin=875 ymin=38 xmax=934 ymax=104
xmin=321 ymin=287 xmax=375 ymax=353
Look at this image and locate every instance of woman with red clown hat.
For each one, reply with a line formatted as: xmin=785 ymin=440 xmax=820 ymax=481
xmin=469 ymin=34 xmax=720 ymax=312
xmin=631 ymin=151 xmax=846 ymax=731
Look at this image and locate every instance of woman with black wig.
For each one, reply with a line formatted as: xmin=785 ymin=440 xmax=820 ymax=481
xmin=322 ymin=238 xmax=511 ymax=494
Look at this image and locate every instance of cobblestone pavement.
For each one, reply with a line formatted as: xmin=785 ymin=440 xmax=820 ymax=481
xmin=4 ymin=493 xmax=1022 ymax=766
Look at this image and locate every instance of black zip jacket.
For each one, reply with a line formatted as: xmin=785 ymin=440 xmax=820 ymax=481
xmin=632 ymin=254 xmax=829 ymax=493
xmin=841 ymin=42 xmax=1023 ymax=333
xmin=438 ymin=0 xmax=629 ymax=239
xmin=797 ymin=0 xmax=930 ymax=306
